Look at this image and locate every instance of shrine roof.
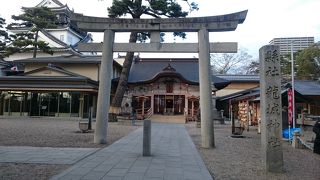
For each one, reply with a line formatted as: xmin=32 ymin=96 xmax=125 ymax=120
xmin=128 ymin=58 xmax=229 ymax=90
xmin=215 ymin=74 xmax=260 ymax=82
xmin=293 ymin=80 xmax=320 ymax=96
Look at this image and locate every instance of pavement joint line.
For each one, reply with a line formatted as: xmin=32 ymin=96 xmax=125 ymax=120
xmin=0 ymin=146 xmax=100 ymax=165
xmin=51 ymin=123 xmax=212 ymax=180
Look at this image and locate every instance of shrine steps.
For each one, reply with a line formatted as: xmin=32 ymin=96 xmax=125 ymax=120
xmin=149 ymin=115 xmax=186 ymax=124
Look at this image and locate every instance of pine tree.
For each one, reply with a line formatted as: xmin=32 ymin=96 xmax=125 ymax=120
xmin=7 ymin=7 xmax=57 ymax=58
xmin=0 ymin=17 xmax=10 ymax=60
xmin=107 ymin=0 xmax=198 ymax=119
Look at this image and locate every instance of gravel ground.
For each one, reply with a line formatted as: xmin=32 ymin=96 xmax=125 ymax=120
xmin=1 ymin=118 xmax=319 ymax=180
xmin=0 ymin=163 xmax=69 ymax=180
xmin=0 ymin=117 xmax=139 ymax=180
xmin=186 ymin=123 xmax=320 ymax=180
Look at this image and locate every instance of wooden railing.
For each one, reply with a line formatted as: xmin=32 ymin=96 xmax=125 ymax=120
xmin=136 ymin=107 xmax=152 ymax=120
xmin=186 ymin=108 xmax=198 ymax=121
xmin=145 ymin=107 xmax=153 ymax=119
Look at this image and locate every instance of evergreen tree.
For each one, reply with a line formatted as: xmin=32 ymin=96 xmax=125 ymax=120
xmin=107 ymin=0 xmax=198 ymax=118
xmin=280 ymin=54 xmax=292 ymax=77
xmin=0 ymin=17 xmax=10 ymax=60
xmin=295 ymin=43 xmax=320 ymax=79
xmin=7 ymin=7 xmax=57 ymax=58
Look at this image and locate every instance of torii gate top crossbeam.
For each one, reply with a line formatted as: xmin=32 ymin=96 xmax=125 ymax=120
xmin=71 ymin=10 xmax=247 ymax=32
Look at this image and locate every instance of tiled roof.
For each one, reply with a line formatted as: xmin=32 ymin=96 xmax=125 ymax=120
xmin=128 ymin=58 xmax=229 ymax=89
xmin=14 ymin=55 xmax=101 ymax=64
xmin=128 ymin=58 xmax=198 ymax=83
xmin=0 ymin=76 xmax=98 ymax=91
xmin=23 ymin=64 xmax=87 ymax=78
xmin=40 ymin=29 xmax=69 ymax=47
xmin=218 ymin=87 xmax=260 ymax=101
xmin=294 ymin=80 xmax=320 ymax=96
xmin=219 ymin=80 xmax=320 ymax=102
xmin=0 ymin=60 xmax=10 ymax=67
xmin=215 ymin=74 xmax=259 ymax=82
xmin=14 ymin=55 xmax=122 ymax=70
xmin=52 ymin=0 xmax=64 ymax=7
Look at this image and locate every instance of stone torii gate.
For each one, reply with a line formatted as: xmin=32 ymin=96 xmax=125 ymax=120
xmin=71 ymin=10 xmax=247 ymax=148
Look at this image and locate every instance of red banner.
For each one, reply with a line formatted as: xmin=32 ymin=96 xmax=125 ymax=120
xmin=288 ymin=88 xmax=293 ymax=125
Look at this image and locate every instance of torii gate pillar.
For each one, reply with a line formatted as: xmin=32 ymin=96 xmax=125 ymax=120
xmin=199 ymin=28 xmax=214 ymax=148
xmin=94 ymin=30 xmax=114 ymax=144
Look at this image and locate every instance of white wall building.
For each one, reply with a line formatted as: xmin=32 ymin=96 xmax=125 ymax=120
xmin=5 ymin=0 xmax=94 ymax=61
xmin=269 ymin=37 xmax=314 ymax=56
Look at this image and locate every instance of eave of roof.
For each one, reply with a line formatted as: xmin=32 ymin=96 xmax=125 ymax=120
xmin=218 ymin=86 xmax=260 ymax=101
xmin=129 ymin=71 xmax=198 ymax=85
xmin=13 ymin=55 xmax=101 ymax=64
xmin=0 ymin=76 xmax=98 ymax=92
xmin=212 ymin=75 xmax=231 ymax=90
xmin=40 ymin=29 xmax=69 ymax=47
xmin=23 ymin=64 xmax=86 ymax=77
xmin=0 ymin=60 xmax=10 ymax=67
xmin=215 ymin=74 xmax=260 ymax=82
xmin=294 ymin=80 xmax=320 ymax=96
xmin=219 ymin=80 xmax=320 ymax=102
xmin=13 ymin=55 xmax=122 ymax=69
xmin=36 ymin=0 xmax=65 ymax=7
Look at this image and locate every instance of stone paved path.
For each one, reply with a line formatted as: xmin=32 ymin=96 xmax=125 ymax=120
xmin=0 ymin=146 xmax=98 ymax=165
xmin=51 ymin=123 xmax=212 ymax=180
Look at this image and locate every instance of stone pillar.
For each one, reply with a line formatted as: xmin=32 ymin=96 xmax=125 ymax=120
xmin=191 ymin=101 xmax=194 ymax=117
xmin=151 ymin=95 xmax=154 ymax=114
xmin=259 ymin=45 xmax=283 ymax=172
xmin=143 ymin=119 xmax=151 ymax=156
xmin=258 ymin=117 xmax=261 ymax=134
xmin=142 ymin=98 xmax=145 ymax=118
xmin=79 ymin=93 xmax=84 ymax=118
xmin=198 ymin=28 xmax=214 ymax=148
xmin=92 ymin=95 xmax=97 ymax=118
xmin=212 ymin=89 xmax=221 ymax=124
xmin=94 ymin=30 xmax=115 ymax=144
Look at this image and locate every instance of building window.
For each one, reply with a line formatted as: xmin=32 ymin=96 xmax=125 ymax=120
xmin=60 ymin=35 xmax=64 ymax=42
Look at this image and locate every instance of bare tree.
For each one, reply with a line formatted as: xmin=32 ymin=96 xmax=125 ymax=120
xmin=210 ymin=48 xmax=253 ymax=74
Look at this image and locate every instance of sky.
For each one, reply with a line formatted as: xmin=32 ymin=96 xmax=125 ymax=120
xmin=1 ymin=0 xmax=319 ymax=59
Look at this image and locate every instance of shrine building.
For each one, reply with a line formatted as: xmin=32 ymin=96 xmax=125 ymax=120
xmin=124 ymin=57 xmax=229 ymax=123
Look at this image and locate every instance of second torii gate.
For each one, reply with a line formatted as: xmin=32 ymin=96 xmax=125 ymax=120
xmin=71 ymin=10 xmax=247 ymax=148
